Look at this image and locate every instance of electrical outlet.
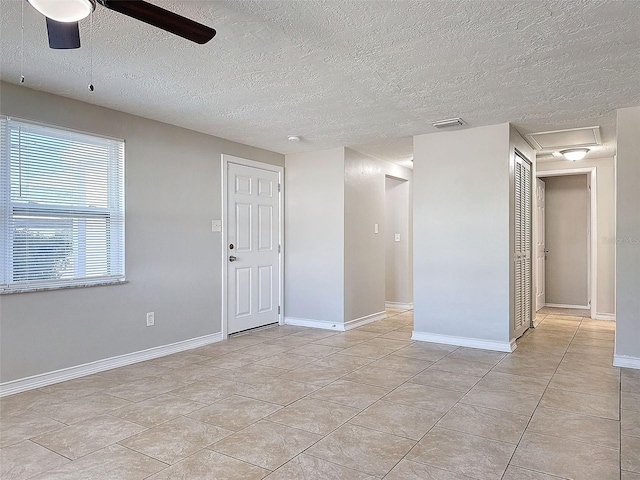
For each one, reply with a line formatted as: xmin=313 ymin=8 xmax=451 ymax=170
xmin=146 ymin=312 xmax=155 ymax=327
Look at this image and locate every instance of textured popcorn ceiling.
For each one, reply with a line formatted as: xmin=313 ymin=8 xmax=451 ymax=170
xmin=350 ymin=136 xmax=414 ymax=168
xmin=1 ymin=0 xmax=639 ymax=159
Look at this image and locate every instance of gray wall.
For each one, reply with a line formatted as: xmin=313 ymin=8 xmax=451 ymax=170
xmin=538 ymin=157 xmax=616 ymax=316
xmin=413 ymin=124 xmax=512 ymax=345
xmin=343 ymin=149 xmax=412 ymax=323
xmin=284 ymin=147 xmax=412 ymax=327
xmin=0 ymin=82 xmax=283 ymax=383
xmin=385 ymin=176 xmax=412 ymax=306
xmin=344 ymin=150 xmax=386 ymax=322
xmin=284 ymin=148 xmax=345 ymax=323
xmin=542 ymin=175 xmax=589 ymax=307
xmin=616 ymin=106 xmax=640 ymax=363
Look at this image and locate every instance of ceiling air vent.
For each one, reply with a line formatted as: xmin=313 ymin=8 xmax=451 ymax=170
xmin=525 ymin=126 xmax=601 ymax=151
xmin=432 ymin=118 xmax=466 ymax=128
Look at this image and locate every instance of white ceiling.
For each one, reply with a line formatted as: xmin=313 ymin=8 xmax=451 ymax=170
xmin=349 ymin=136 xmax=414 ymax=168
xmin=1 ymin=1 xmax=639 ymax=158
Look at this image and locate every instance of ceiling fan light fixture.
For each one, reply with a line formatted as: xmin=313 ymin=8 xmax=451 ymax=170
xmin=27 ymin=0 xmax=95 ymax=22
xmin=560 ymin=148 xmax=590 ymax=162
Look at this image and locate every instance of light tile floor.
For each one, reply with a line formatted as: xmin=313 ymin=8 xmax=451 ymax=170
xmin=1 ymin=309 xmax=638 ymax=479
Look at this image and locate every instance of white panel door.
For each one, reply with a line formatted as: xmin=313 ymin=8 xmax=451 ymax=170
xmin=535 ymin=178 xmax=546 ymax=311
xmin=514 ymin=153 xmax=532 ymax=339
xmin=227 ymin=163 xmax=280 ymax=334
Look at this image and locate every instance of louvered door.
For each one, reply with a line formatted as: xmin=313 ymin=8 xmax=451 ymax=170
xmin=514 ymin=153 xmax=532 ymax=338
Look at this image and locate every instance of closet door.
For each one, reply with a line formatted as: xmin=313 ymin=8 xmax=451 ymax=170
xmin=514 ymin=153 xmax=532 ymax=338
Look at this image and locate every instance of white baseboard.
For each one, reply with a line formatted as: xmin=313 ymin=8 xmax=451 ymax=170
xmin=595 ymin=313 xmax=616 ymax=321
xmin=284 ymin=317 xmax=346 ymax=331
xmin=344 ymin=311 xmax=387 ymax=330
xmin=613 ymin=355 xmax=640 ymax=370
xmin=0 ymin=332 xmax=223 ymax=397
xmin=385 ymin=302 xmax=414 ymax=310
xmin=411 ymin=331 xmax=516 ymax=353
xmin=544 ymin=303 xmax=590 ymax=310
xmin=285 ymin=311 xmax=387 ymax=332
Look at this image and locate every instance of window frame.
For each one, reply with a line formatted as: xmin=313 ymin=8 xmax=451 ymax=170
xmin=0 ymin=116 xmax=126 ymax=293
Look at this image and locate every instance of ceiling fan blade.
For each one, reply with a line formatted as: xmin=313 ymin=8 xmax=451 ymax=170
xmin=99 ymin=1 xmax=216 ymax=44
xmin=46 ymin=18 xmax=81 ymax=49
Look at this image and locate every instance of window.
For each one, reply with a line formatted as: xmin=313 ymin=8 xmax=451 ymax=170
xmin=1 ymin=117 xmax=125 ymax=293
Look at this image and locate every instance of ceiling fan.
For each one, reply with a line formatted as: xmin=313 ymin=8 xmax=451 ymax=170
xmin=26 ymin=0 xmax=217 ymax=49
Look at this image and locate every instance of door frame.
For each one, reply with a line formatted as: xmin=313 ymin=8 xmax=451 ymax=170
xmin=221 ymin=154 xmax=284 ymax=339
xmin=535 ymin=167 xmax=597 ymax=319
xmin=512 ymin=149 xmax=534 ymax=339
xmin=534 ymin=177 xmax=546 ymax=315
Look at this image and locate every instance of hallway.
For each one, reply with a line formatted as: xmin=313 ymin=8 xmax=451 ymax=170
xmin=1 ymin=310 xmax=637 ymax=479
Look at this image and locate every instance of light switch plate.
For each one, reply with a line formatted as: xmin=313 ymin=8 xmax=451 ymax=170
xmin=395 ymin=234 xmax=401 ymax=242
xmin=374 ymin=223 xmax=379 ymax=234
xmin=212 ymin=220 xmax=222 ymax=232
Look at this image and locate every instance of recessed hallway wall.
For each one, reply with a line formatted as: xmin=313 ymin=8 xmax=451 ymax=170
xmin=542 ymin=174 xmax=589 ymax=308
xmin=385 ymin=176 xmax=412 ymax=308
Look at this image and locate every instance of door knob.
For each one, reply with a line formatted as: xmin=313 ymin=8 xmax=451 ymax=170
xmin=229 ymin=255 xmax=237 ymax=262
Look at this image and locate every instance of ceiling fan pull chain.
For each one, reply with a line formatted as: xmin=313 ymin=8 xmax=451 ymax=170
xmin=88 ymin=10 xmax=94 ymax=92
xmin=20 ymin=0 xmax=25 ymax=83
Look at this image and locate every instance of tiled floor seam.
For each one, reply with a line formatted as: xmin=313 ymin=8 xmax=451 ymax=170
xmin=273 ymin=375 xmax=408 ymax=478
xmin=374 ymin=371 xmax=474 ymax=479
xmin=203 ymin=378 xmax=387 ymax=476
xmin=261 ymin=316 xmax=417 ymax=479
xmin=300 ymin=449 xmax=384 ymax=479
xmin=498 ymin=315 xmax=580 ymax=480
xmin=117 ymin=443 xmax=171 ymax=469
xmin=200 ymin=446 xmax=273 ymax=474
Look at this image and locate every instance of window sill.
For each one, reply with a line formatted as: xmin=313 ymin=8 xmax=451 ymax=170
xmin=0 ymin=280 xmax=128 ymax=295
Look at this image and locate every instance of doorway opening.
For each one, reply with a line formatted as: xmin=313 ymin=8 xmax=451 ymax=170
xmin=384 ymin=175 xmax=413 ymax=310
xmin=535 ymin=168 xmax=597 ymax=320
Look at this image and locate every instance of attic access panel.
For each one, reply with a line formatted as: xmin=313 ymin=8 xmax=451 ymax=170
xmin=525 ymin=126 xmax=602 ymax=151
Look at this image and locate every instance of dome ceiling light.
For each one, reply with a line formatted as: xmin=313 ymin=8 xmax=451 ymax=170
xmin=560 ymin=148 xmax=590 ymax=161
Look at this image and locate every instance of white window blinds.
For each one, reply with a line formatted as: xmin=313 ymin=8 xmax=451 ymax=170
xmin=0 ymin=117 xmax=125 ymax=293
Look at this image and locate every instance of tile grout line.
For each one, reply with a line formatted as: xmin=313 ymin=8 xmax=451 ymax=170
xmin=498 ymin=315 xmax=601 ymax=480
xmin=204 ymin=310 xmax=415 ymax=478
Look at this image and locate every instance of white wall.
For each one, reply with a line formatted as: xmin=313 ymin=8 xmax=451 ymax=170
xmin=343 ymin=149 xmax=412 ymax=323
xmin=284 ymin=148 xmax=345 ymax=324
xmin=413 ymin=124 xmax=513 ymax=349
xmin=537 ymin=157 xmax=616 ymax=317
xmin=284 ymin=148 xmax=412 ymax=328
xmin=385 ymin=176 xmax=412 ymax=307
xmin=615 ymin=106 xmax=640 ymax=367
xmin=542 ymin=175 xmax=589 ymax=307
xmin=0 ymin=82 xmax=284 ymax=384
